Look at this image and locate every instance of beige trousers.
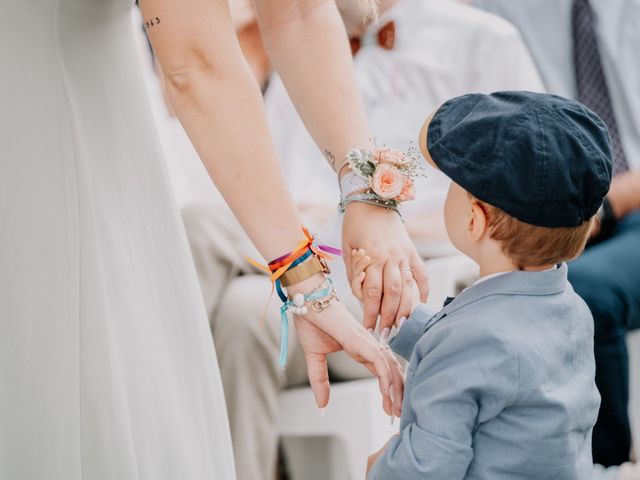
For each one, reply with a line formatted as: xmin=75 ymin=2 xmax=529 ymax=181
xmin=182 ymin=199 xmax=368 ymax=480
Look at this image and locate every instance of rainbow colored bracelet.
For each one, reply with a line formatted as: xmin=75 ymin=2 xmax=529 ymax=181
xmin=246 ymin=227 xmax=341 ymax=367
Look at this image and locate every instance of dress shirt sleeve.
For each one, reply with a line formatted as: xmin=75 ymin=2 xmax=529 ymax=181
xmin=389 ymin=304 xmax=438 ymax=361
xmin=369 ymin=322 xmax=519 ymax=480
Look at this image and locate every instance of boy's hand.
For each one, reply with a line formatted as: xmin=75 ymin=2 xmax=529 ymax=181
xmin=366 ymin=434 xmax=398 ymax=477
xmin=351 ymin=249 xmax=421 ymax=332
xmin=350 ymin=248 xmax=373 ymax=301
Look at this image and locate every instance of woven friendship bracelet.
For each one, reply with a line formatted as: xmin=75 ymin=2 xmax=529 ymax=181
xmin=245 ymin=226 xmax=342 ymax=368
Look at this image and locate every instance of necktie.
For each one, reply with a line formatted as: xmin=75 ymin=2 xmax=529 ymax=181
xmin=350 ymin=21 xmax=396 ymax=56
xmin=572 ymin=0 xmax=628 ymax=175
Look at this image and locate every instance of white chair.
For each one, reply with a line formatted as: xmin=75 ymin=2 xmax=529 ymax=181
xmin=278 ymin=254 xmax=478 ymax=480
xmin=278 ymin=379 xmax=397 ymax=480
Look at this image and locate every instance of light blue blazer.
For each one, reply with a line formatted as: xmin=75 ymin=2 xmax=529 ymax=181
xmin=369 ymin=263 xmax=600 ymax=480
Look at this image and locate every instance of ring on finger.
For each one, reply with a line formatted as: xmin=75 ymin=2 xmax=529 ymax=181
xmin=400 ymin=267 xmax=415 ymax=287
xmin=400 ymin=266 xmax=414 ymax=281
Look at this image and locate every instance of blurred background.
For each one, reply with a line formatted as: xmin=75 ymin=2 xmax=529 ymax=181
xmin=130 ymin=1 xmax=640 ymax=478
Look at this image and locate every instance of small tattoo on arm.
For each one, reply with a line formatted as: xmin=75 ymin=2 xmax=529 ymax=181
xmin=143 ymin=16 xmax=161 ymax=30
xmin=323 ymin=149 xmax=337 ymax=169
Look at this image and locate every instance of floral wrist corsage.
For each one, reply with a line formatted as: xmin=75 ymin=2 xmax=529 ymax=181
xmin=340 ymin=146 xmax=426 ymax=213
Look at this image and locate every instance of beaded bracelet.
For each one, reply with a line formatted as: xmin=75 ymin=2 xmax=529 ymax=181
xmin=278 ymin=279 xmax=338 ymax=367
xmin=246 ymin=227 xmax=342 ymax=367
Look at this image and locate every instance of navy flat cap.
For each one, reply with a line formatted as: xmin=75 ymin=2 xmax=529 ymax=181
xmin=421 ymin=91 xmax=613 ymax=228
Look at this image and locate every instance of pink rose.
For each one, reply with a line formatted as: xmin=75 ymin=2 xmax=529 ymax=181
xmin=397 ymin=178 xmax=415 ymax=202
xmin=373 ymin=147 xmax=405 ymax=167
xmin=371 ymin=164 xmax=405 ymax=199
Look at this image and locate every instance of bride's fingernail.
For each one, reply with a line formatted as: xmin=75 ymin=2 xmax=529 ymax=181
xmin=368 ymin=328 xmax=374 ymax=335
xmin=398 ymin=317 xmax=406 ymax=330
xmin=317 ymin=407 xmax=326 ymax=417
xmin=380 ymin=327 xmax=391 ymax=345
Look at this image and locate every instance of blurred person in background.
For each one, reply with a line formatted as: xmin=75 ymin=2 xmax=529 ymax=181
xmin=472 ymin=0 xmax=640 ymax=475
xmin=182 ymin=1 xmax=543 ymax=478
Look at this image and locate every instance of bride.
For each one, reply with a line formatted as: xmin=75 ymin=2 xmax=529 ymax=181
xmin=0 ymin=0 xmax=426 ymax=478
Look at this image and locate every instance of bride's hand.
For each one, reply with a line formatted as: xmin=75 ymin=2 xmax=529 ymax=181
xmin=342 ymin=202 xmax=428 ymax=332
xmin=288 ymin=274 xmax=404 ymax=416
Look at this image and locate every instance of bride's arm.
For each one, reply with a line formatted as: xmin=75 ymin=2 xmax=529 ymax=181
xmin=254 ymin=0 xmax=429 ymax=331
xmin=137 ymin=0 xmax=403 ymax=412
xmin=254 ymin=0 xmax=373 ymax=170
xmin=138 ymin=0 xmax=299 ymax=260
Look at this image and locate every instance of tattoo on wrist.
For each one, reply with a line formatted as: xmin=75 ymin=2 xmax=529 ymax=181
xmin=323 ymin=149 xmax=337 ymax=169
xmin=143 ymin=16 xmax=161 ymax=30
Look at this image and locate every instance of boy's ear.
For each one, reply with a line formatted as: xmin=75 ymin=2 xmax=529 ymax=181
xmin=467 ymin=199 xmax=488 ymax=242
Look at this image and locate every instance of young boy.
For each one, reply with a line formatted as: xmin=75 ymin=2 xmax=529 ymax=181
xmin=364 ymin=91 xmax=613 ymax=479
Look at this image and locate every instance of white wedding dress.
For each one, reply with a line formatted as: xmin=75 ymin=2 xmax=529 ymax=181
xmin=0 ymin=1 xmax=236 ymax=479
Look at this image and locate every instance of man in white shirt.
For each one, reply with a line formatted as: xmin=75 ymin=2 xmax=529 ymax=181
xmin=181 ymin=1 xmax=543 ymax=479
xmin=472 ymin=1 xmax=640 ymax=472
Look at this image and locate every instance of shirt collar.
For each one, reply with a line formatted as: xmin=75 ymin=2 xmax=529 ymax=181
xmin=472 ymin=264 xmax=558 ymax=286
xmin=442 ymin=262 xmax=569 ymax=317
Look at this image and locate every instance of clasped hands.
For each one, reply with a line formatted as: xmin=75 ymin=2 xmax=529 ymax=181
xmin=343 ymin=202 xmax=428 ymax=332
xmin=290 ymin=200 xmax=426 ymax=422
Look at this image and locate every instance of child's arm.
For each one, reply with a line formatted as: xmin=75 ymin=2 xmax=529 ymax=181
xmin=367 ymin=323 xmax=519 ymax=479
xmin=387 ymin=304 xmax=438 ymax=361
